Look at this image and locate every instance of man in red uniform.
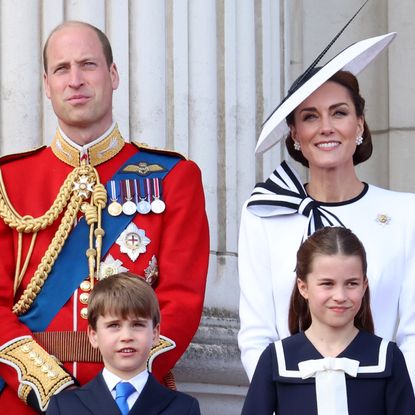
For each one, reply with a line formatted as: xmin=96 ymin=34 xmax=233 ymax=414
xmin=0 ymin=21 xmax=209 ymax=413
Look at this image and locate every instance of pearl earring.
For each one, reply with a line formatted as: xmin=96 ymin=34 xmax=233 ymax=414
xmin=356 ymin=136 xmax=364 ymax=146
xmin=294 ymin=141 xmax=301 ymax=151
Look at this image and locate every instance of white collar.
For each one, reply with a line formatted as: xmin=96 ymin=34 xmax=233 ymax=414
xmin=102 ymin=367 xmax=149 ymax=396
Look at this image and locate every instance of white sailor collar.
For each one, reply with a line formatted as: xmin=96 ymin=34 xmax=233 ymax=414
xmin=273 ymin=331 xmax=392 ymax=383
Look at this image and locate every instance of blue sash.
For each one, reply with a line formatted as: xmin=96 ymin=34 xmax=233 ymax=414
xmin=18 ymin=150 xmax=180 ymax=331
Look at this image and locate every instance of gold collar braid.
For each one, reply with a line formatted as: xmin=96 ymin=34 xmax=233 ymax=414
xmin=0 ymin=160 xmax=108 ymax=316
xmin=51 ymin=125 xmax=125 ymax=167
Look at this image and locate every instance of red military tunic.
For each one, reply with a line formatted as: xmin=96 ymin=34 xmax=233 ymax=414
xmin=0 ymin=126 xmax=209 ymax=413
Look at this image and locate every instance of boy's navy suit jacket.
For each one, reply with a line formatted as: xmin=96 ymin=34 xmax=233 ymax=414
xmin=46 ymin=372 xmax=201 ymax=415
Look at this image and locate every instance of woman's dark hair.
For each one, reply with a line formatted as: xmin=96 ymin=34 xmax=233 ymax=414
xmin=285 ymin=70 xmax=372 ymax=167
xmin=288 ymin=226 xmax=374 ymax=334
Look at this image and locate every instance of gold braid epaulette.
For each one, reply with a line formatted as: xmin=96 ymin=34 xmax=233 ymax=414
xmin=0 ymin=162 xmax=106 ymax=316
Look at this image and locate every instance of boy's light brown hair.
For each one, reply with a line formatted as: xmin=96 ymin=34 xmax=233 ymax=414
xmin=88 ymin=272 xmax=160 ymax=330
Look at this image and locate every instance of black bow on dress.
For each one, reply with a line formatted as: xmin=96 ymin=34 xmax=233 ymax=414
xmin=247 ymin=161 xmax=345 ymax=237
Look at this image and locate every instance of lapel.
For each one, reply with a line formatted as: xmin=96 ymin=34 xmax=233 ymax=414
xmin=75 ymin=373 xmax=122 ymax=415
xmin=129 ymin=374 xmax=176 ymax=415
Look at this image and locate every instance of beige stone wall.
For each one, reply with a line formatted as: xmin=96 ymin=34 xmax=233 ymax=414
xmin=388 ymin=0 xmax=415 ymax=191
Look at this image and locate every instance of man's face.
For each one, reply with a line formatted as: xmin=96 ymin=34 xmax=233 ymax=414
xmin=43 ymin=24 xmax=119 ymax=142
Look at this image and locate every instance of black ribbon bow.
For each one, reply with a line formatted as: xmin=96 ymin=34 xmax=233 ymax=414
xmin=247 ymin=161 xmax=345 ymax=237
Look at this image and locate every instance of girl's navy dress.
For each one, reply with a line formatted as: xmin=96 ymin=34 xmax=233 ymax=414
xmin=241 ymin=331 xmax=415 ymax=414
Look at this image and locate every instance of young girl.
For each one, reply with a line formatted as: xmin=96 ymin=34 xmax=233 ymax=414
xmin=241 ymin=227 xmax=415 ymax=414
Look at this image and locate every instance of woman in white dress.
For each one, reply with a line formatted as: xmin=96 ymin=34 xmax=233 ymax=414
xmin=238 ymin=31 xmax=415 ymax=392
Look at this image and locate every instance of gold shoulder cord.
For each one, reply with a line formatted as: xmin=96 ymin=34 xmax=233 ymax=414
xmin=0 ymin=161 xmax=107 ymax=316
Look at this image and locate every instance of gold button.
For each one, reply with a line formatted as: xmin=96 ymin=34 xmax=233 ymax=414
xmin=80 ymin=280 xmax=91 ymax=291
xmin=80 ymin=307 xmax=88 ymax=319
xmin=79 ymin=292 xmax=89 ymax=305
xmin=28 ymin=351 xmax=37 ymax=360
xmin=41 ymin=364 xmax=52 ymax=373
xmin=21 ymin=344 xmax=32 ymax=353
xmin=47 ymin=371 xmax=58 ymax=379
xmin=34 ymin=357 xmax=44 ymax=367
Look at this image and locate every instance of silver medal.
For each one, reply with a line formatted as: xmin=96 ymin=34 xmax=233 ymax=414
xmin=121 ymin=179 xmax=136 ymax=215
xmin=151 ymin=198 xmax=166 ymax=214
xmin=122 ymin=200 xmax=137 ymax=215
xmin=137 ymin=199 xmax=151 ymax=214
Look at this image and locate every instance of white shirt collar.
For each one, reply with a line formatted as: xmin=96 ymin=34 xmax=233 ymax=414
xmin=102 ymin=367 xmax=149 ymax=398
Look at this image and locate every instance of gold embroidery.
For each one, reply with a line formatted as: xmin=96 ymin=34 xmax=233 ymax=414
xmin=147 ymin=335 xmax=176 ymax=372
xmin=122 ymin=162 xmax=165 ymax=176
xmin=51 ymin=125 xmax=125 ymax=167
xmin=0 ymin=337 xmax=74 ymax=411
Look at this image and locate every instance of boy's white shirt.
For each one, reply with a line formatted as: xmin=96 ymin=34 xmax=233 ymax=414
xmin=102 ymin=367 xmax=149 ymax=409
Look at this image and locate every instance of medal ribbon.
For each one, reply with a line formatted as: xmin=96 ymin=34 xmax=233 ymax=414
xmin=138 ymin=178 xmax=146 ymax=201
xmin=133 ymin=179 xmax=139 ymax=206
xmin=108 ymin=180 xmax=120 ymax=203
xmin=120 ymin=180 xmax=126 ymax=204
xmin=153 ymin=178 xmax=162 ymax=200
xmin=124 ymin=179 xmax=133 ymax=202
xmin=145 ymin=178 xmax=152 ymax=203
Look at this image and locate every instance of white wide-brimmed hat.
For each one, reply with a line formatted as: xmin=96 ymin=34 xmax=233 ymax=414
xmin=255 ymin=31 xmax=397 ymax=154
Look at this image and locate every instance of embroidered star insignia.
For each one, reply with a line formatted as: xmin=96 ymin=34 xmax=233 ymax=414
xmin=116 ymin=223 xmax=151 ymax=261
xmin=98 ymin=254 xmax=129 ymax=280
xmin=144 ymin=255 xmax=159 ymax=285
xmin=73 ymin=175 xmax=94 ymax=198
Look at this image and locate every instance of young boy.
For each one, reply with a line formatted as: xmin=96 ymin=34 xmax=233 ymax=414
xmin=46 ymin=272 xmax=201 ymax=414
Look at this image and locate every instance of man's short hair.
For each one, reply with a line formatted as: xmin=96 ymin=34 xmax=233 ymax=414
xmin=87 ymin=273 xmax=160 ymax=330
xmin=43 ymin=20 xmax=114 ymax=72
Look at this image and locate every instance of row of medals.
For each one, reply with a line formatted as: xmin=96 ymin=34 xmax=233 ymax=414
xmin=107 ymin=196 xmax=166 ymax=216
